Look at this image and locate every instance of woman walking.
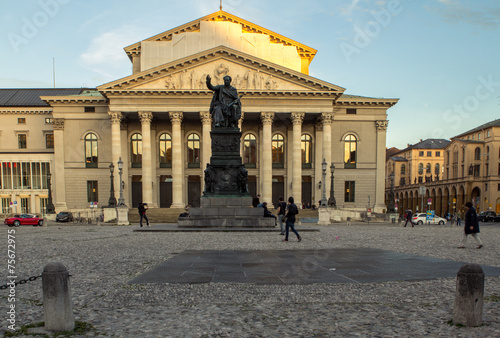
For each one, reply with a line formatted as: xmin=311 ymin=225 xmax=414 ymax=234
xmin=283 ymin=196 xmax=301 ymax=242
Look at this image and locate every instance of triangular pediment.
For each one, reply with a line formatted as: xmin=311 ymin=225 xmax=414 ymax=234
xmin=98 ymin=46 xmax=345 ymax=95
xmin=124 ymin=10 xmax=317 ymax=62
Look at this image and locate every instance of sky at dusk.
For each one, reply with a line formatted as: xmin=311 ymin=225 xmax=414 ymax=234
xmin=1 ymin=0 xmax=499 ymax=149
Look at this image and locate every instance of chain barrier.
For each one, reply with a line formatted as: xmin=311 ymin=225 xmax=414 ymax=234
xmin=0 ymin=275 xmax=42 ymax=290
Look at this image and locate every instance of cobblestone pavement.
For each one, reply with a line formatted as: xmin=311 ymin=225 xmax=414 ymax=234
xmin=1 ymin=222 xmax=499 ymax=337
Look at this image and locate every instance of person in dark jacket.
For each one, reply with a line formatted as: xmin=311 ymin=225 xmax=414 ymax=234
xmin=262 ymin=202 xmax=277 ymax=225
xmin=404 ymin=209 xmax=413 ymax=227
xmin=276 ymin=197 xmax=287 ymax=235
xmin=458 ymin=202 xmax=483 ymax=249
xmin=283 ymin=196 xmax=301 ymax=242
xmin=138 ymin=202 xmax=149 ymax=227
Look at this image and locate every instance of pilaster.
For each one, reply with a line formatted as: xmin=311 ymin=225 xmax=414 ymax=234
xmin=375 ymin=120 xmax=389 ymax=212
xmin=321 ymin=112 xmax=334 ymax=198
xmin=52 ymin=118 xmax=67 ymax=211
xmin=260 ymin=112 xmax=274 ymax=205
xmin=169 ymin=112 xmax=184 ymax=208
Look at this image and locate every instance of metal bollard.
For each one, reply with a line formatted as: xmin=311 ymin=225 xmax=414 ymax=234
xmin=453 ymin=264 xmax=484 ymax=327
xmin=42 ymin=262 xmax=75 ymax=332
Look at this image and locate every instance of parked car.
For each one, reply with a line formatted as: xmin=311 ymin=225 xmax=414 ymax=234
xmin=477 ymin=211 xmax=497 ymax=222
xmin=412 ymin=213 xmax=447 ymax=225
xmin=56 ymin=211 xmax=73 ymax=222
xmin=4 ymin=214 xmax=43 ymax=227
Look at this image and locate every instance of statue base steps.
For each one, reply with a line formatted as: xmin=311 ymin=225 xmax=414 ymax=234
xmin=178 ymin=196 xmax=275 ymax=228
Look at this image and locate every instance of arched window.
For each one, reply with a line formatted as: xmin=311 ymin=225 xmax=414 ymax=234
xmin=159 ymin=133 xmax=172 ymax=168
xmin=426 ymin=163 xmax=431 ymax=174
xmin=85 ymin=133 xmax=98 ymax=168
xmin=418 ymin=163 xmax=423 ymax=175
xmin=344 ymin=134 xmax=357 ymax=169
xmin=301 ymin=134 xmax=313 ymax=168
xmin=474 ymin=147 xmax=481 ymax=160
xmin=400 ymin=164 xmax=406 ymax=175
xmin=131 ymin=133 xmax=142 ymax=167
xmin=243 ymin=133 xmax=257 ymax=168
xmin=272 ymin=134 xmax=284 ymax=168
xmin=187 ymin=133 xmax=200 ymax=167
xmin=435 ymin=163 xmax=440 ymax=175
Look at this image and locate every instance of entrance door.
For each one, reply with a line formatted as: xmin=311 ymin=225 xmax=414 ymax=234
xmin=131 ymin=180 xmax=142 ymax=208
xmin=302 ymin=179 xmax=312 ymax=206
xmin=160 ymin=182 xmax=172 ymax=208
xmin=248 ymin=175 xmax=257 ymax=199
xmin=188 ymin=176 xmax=201 ymax=207
xmin=272 ymin=176 xmax=284 ymax=207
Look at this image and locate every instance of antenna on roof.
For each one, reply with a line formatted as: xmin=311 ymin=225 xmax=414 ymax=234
xmin=53 ymin=58 xmax=56 ymax=88
xmin=220 ymin=0 xmax=222 ymax=10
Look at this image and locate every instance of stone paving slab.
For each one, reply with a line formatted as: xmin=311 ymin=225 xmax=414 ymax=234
xmin=129 ymin=248 xmax=500 ymax=285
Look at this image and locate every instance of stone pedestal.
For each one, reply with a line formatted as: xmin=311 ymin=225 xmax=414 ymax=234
xmin=178 ymin=128 xmax=274 ymax=228
xmin=116 ymin=206 xmax=129 ymax=225
xmin=102 ymin=207 xmax=117 ymax=223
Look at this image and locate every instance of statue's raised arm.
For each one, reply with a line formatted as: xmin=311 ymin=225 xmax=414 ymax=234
xmin=206 ymin=75 xmax=215 ymax=91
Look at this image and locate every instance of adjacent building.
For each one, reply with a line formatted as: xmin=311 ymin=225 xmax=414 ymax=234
xmin=386 ymin=120 xmax=500 ymax=215
xmin=1 ymin=10 xmax=398 ymax=215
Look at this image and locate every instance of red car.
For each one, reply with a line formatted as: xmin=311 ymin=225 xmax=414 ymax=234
xmin=4 ymin=214 xmax=44 ymax=227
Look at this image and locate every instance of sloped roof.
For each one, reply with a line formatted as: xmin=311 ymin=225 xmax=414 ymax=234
xmin=124 ymin=10 xmax=317 ymax=62
xmin=453 ymin=119 xmax=500 ymax=139
xmin=389 ymin=156 xmax=407 ymax=162
xmin=407 ymin=139 xmax=450 ymax=150
xmin=0 ymin=88 xmax=91 ymax=107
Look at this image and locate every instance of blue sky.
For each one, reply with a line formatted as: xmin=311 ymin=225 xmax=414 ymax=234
xmin=1 ymin=0 xmax=499 ymax=149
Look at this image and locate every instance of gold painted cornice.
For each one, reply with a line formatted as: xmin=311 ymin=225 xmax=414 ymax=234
xmin=124 ymin=10 xmax=317 ymax=62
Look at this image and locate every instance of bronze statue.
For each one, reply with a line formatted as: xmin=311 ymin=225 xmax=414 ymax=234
xmin=206 ymin=75 xmax=242 ymax=128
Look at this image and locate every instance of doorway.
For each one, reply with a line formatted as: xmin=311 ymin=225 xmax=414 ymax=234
xmin=131 ymin=175 xmax=142 ymax=208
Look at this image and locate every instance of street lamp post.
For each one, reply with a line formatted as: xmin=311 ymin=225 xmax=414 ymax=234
xmin=108 ymin=163 xmax=117 ymax=207
xmin=46 ymin=172 xmax=55 ymax=214
xmin=320 ymin=158 xmax=328 ymax=207
xmin=387 ymin=172 xmax=395 ymax=213
xmin=328 ymin=163 xmax=336 ymax=208
xmin=117 ymin=157 xmax=126 ymax=206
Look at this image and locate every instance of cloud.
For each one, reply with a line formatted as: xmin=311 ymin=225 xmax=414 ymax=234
xmin=430 ymin=1 xmax=500 ymax=28
xmin=79 ymin=26 xmax=144 ymax=82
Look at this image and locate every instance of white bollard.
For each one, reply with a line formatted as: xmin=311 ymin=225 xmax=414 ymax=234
xmin=453 ymin=264 xmax=484 ymax=327
xmin=42 ymin=262 xmax=75 ymax=332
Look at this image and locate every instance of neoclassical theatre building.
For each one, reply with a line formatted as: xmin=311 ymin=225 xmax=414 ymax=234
xmin=0 ymin=11 xmax=398 ymax=214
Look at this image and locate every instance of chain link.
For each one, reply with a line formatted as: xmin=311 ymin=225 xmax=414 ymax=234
xmin=0 ymin=275 xmax=42 ymax=290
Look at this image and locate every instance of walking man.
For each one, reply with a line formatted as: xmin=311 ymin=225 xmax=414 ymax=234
xmin=138 ymin=202 xmax=150 ymax=227
xmin=458 ymin=202 xmax=483 ymax=249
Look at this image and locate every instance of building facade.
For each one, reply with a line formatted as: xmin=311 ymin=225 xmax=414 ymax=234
xmin=1 ymin=11 xmax=398 ymax=214
xmin=386 ymin=120 xmax=500 ymax=215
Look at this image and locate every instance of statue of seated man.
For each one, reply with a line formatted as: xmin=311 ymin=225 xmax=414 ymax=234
xmin=206 ymin=75 xmax=242 ymax=128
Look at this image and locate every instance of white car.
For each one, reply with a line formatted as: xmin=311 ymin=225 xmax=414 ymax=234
xmin=412 ymin=213 xmax=447 ymax=225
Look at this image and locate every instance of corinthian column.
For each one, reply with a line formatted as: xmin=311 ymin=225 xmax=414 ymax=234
xmin=321 ymin=112 xmax=334 ymax=197
xmin=139 ymin=112 xmax=153 ymax=206
xmin=109 ymin=112 xmax=123 ymax=199
xmin=260 ymin=112 xmax=274 ymax=205
xmin=375 ymin=121 xmax=389 ymax=212
xmin=169 ymin=112 xmax=184 ymax=208
xmin=314 ymin=120 xmax=324 ymax=205
xmin=291 ymin=112 xmax=305 ymax=203
xmin=200 ymin=111 xmax=212 ymax=192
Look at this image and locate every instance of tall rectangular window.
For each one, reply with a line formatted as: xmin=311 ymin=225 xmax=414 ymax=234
xmin=436 ymin=151 xmax=441 ymax=157
xmin=32 ymin=163 xmax=41 ymax=189
xmin=21 ymin=162 xmax=31 ymax=189
xmin=40 ymin=198 xmax=48 ymax=214
xmin=18 ymin=134 xmax=27 ymax=149
xmin=87 ymin=180 xmax=98 ymax=202
xmin=41 ymin=162 xmax=50 ymax=189
xmin=46 ymin=134 xmax=54 ymax=149
xmin=427 ymin=151 xmax=432 ymax=157
xmin=12 ymin=162 xmax=21 ymax=189
xmin=344 ymin=181 xmax=355 ymax=202
xmin=2 ymin=197 xmax=11 ymax=214
xmin=2 ymin=163 xmax=12 ymax=189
